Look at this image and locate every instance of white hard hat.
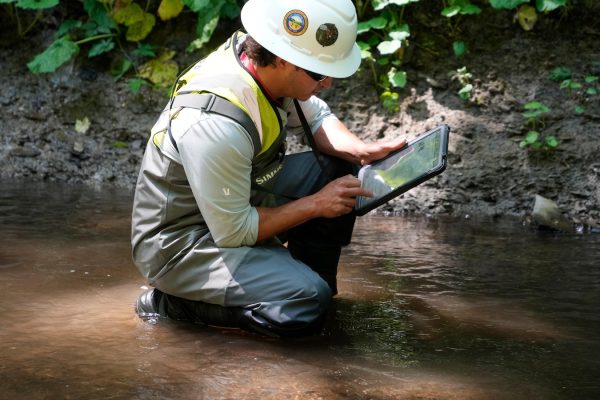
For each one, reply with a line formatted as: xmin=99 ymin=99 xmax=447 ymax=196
xmin=241 ymin=0 xmax=361 ymax=78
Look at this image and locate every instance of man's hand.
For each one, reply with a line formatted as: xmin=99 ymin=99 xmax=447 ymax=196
xmin=311 ymin=174 xmax=373 ymax=218
xmin=358 ymin=135 xmax=407 ymax=166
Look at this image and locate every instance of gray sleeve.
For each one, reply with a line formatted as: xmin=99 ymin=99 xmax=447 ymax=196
xmin=284 ymin=96 xmax=339 ymax=137
xmin=175 ymin=110 xmax=259 ymax=248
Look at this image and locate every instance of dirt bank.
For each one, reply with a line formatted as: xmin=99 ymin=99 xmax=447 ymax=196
xmin=1 ymin=5 xmax=599 ymax=226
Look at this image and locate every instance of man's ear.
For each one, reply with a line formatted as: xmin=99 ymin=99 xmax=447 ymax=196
xmin=275 ymin=57 xmax=290 ymax=70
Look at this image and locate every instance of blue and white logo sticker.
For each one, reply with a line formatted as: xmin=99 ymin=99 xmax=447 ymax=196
xmin=283 ymin=10 xmax=308 ymax=36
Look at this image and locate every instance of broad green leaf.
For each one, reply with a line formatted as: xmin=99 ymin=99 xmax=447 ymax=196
xmin=158 ymin=0 xmax=184 ymax=21
xmin=388 ymin=69 xmax=407 ymax=88
xmin=27 ymin=37 xmax=79 ymax=74
xmin=88 ymin=39 xmax=114 ymax=57
xmin=524 ymin=101 xmax=549 ymax=113
xmin=112 ymin=58 xmax=133 ymax=80
xmin=16 ymin=0 xmax=58 ymax=10
xmin=84 ymin=0 xmax=117 ymax=29
xmin=138 ymin=50 xmax=179 ymax=87
xmin=458 ymin=84 xmax=473 ymax=100
xmin=380 ymin=90 xmax=399 ymax=113
xmin=584 ymin=75 xmax=598 ymax=83
xmin=75 ymin=117 xmax=90 ymax=134
xmin=126 ymin=12 xmax=156 ymax=42
xmin=132 ymin=43 xmax=156 ymax=58
xmin=389 ymin=25 xmax=410 ymax=41
xmin=442 ymin=5 xmax=461 ymax=17
xmin=536 ymin=0 xmax=567 ymax=12
xmin=586 ymin=87 xmax=598 ymax=95
xmin=516 ymin=5 xmax=537 ymax=31
xmin=0 ymin=0 xmax=17 ymax=4
xmin=55 ymin=20 xmax=82 ymax=39
xmin=182 ymin=0 xmax=210 ymax=12
xmin=525 ymin=130 xmax=540 ymax=144
xmin=372 ymin=0 xmax=418 ymax=11
xmin=377 ymin=39 xmax=402 ymax=55
xmin=221 ymin=0 xmax=241 ymax=19
xmin=575 ymin=105 xmax=585 ymax=114
xmin=489 ymin=0 xmax=528 ymax=9
xmin=187 ymin=3 xmax=223 ymax=51
xmin=453 ymin=41 xmax=466 ymax=57
xmin=113 ymin=2 xmax=145 ymax=26
xmin=357 ymin=16 xmax=388 ymax=34
xmin=129 ymin=78 xmax=148 ymax=93
xmin=549 ymin=66 xmax=571 ymax=81
xmin=544 ymin=135 xmax=559 ymax=148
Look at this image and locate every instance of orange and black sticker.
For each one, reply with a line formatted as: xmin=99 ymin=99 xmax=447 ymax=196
xmin=283 ymin=10 xmax=308 ymax=36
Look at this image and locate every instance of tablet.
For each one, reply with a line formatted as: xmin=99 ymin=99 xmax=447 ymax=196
xmin=355 ymin=124 xmax=450 ymax=216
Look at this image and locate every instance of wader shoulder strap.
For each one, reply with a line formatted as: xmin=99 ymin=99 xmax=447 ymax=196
xmin=168 ymin=93 xmax=261 ymax=158
xmin=293 ymin=99 xmax=332 ymax=179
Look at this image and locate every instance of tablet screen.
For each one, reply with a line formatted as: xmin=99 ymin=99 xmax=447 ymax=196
xmin=355 ymin=125 xmax=449 ymax=215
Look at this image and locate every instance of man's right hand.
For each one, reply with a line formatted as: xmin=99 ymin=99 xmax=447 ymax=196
xmin=311 ymin=174 xmax=373 ymax=218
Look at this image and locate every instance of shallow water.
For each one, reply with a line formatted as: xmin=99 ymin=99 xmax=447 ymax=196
xmin=1 ymin=180 xmax=599 ymax=400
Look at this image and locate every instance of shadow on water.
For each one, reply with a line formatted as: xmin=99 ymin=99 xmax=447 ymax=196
xmin=1 ymin=180 xmax=599 ymax=399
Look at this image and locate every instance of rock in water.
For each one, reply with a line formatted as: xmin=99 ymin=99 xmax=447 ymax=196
xmin=532 ymin=194 xmax=573 ymax=232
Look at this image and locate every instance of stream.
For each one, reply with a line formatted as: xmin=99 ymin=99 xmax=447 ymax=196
xmin=1 ymin=180 xmax=599 ymax=400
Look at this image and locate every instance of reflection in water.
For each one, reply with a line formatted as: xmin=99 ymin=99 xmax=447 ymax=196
xmin=1 ymin=180 xmax=599 ymax=399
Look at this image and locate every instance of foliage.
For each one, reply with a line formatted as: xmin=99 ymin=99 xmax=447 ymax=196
xmin=519 ymin=101 xmax=558 ymax=151
xmin=8 ymin=0 xmax=242 ymax=91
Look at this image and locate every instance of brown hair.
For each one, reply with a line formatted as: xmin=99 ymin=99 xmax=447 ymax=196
xmin=243 ymin=35 xmax=277 ymax=67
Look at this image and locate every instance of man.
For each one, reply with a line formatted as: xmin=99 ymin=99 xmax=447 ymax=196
xmin=131 ymin=0 xmax=406 ymax=337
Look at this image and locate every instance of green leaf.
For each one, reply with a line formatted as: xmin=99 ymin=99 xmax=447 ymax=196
xmin=536 ymin=0 xmax=567 ymax=12
xmin=388 ymin=68 xmax=407 ymax=88
xmin=575 ymin=105 xmax=585 ymax=114
xmin=88 ymin=39 xmax=114 ymax=57
xmin=544 ymin=135 xmax=559 ymax=148
xmin=55 ymin=20 xmax=82 ymax=39
xmin=372 ymin=0 xmax=418 ymax=11
xmin=187 ymin=2 xmax=223 ymax=51
xmin=357 ymin=16 xmax=388 ymax=34
xmin=524 ymin=101 xmax=550 ymax=113
xmin=377 ymin=39 xmax=402 ymax=55
xmin=489 ymin=0 xmax=529 ymax=9
xmin=453 ymin=41 xmax=466 ymax=57
xmin=380 ymin=90 xmax=399 ymax=113
xmin=389 ymin=26 xmax=410 ymax=41
xmin=75 ymin=117 xmax=90 ymax=134
xmin=126 ymin=12 xmax=156 ymax=42
xmin=458 ymin=83 xmax=473 ymax=100
xmin=113 ymin=3 xmax=145 ymax=26
xmin=525 ymin=131 xmax=540 ymax=144
xmin=129 ymin=78 xmax=148 ymax=94
xmin=111 ymin=59 xmax=133 ymax=80
xmin=112 ymin=141 xmax=129 ymax=149
xmin=182 ymin=0 xmax=210 ymax=12
xmin=83 ymin=0 xmax=117 ymax=30
xmin=548 ymin=66 xmax=571 ymax=81
xmin=584 ymin=75 xmax=598 ymax=83
xmin=158 ymin=0 xmax=185 ymax=21
xmin=132 ymin=43 xmax=156 ymax=58
xmin=586 ymin=87 xmax=597 ymax=95
xmin=27 ymin=37 xmax=79 ymax=74
xmin=16 ymin=0 xmax=58 ymax=10
xmin=441 ymin=5 xmax=461 ymax=17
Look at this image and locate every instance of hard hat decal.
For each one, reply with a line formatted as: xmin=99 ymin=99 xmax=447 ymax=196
xmin=316 ymin=23 xmax=338 ymax=47
xmin=283 ymin=10 xmax=308 ymax=36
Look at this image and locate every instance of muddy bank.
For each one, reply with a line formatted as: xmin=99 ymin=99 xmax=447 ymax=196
xmin=1 ymin=6 xmax=598 ymax=226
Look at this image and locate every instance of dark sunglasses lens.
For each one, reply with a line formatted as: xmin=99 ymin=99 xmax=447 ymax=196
xmin=304 ymin=69 xmax=326 ymax=82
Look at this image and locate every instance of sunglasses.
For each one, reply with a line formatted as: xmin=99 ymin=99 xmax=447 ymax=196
xmin=300 ymin=67 xmax=327 ymax=82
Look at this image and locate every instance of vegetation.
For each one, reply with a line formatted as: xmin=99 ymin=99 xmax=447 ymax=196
xmin=0 ymin=0 xmax=589 ymax=104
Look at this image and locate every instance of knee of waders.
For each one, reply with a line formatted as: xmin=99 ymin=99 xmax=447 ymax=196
xmin=287 ymin=242 xmax=342 ymax=295
xmin=235 ymin=307 xmax=329 ymax=338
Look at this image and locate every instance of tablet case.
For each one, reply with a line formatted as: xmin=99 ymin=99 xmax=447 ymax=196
xmin=354 ymin=124 xmax=450 ymax=216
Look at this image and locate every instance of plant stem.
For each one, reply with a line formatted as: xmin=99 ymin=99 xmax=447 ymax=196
xmin=75 ymin=33 xmax=117 ymax=45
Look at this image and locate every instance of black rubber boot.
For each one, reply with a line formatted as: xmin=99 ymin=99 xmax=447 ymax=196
xmin=135 ymin=289 xmax=325 ymax=338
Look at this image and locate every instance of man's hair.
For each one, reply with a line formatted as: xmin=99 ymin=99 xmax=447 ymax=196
xmin=243 ymin=35 xmax=277 ymax=67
